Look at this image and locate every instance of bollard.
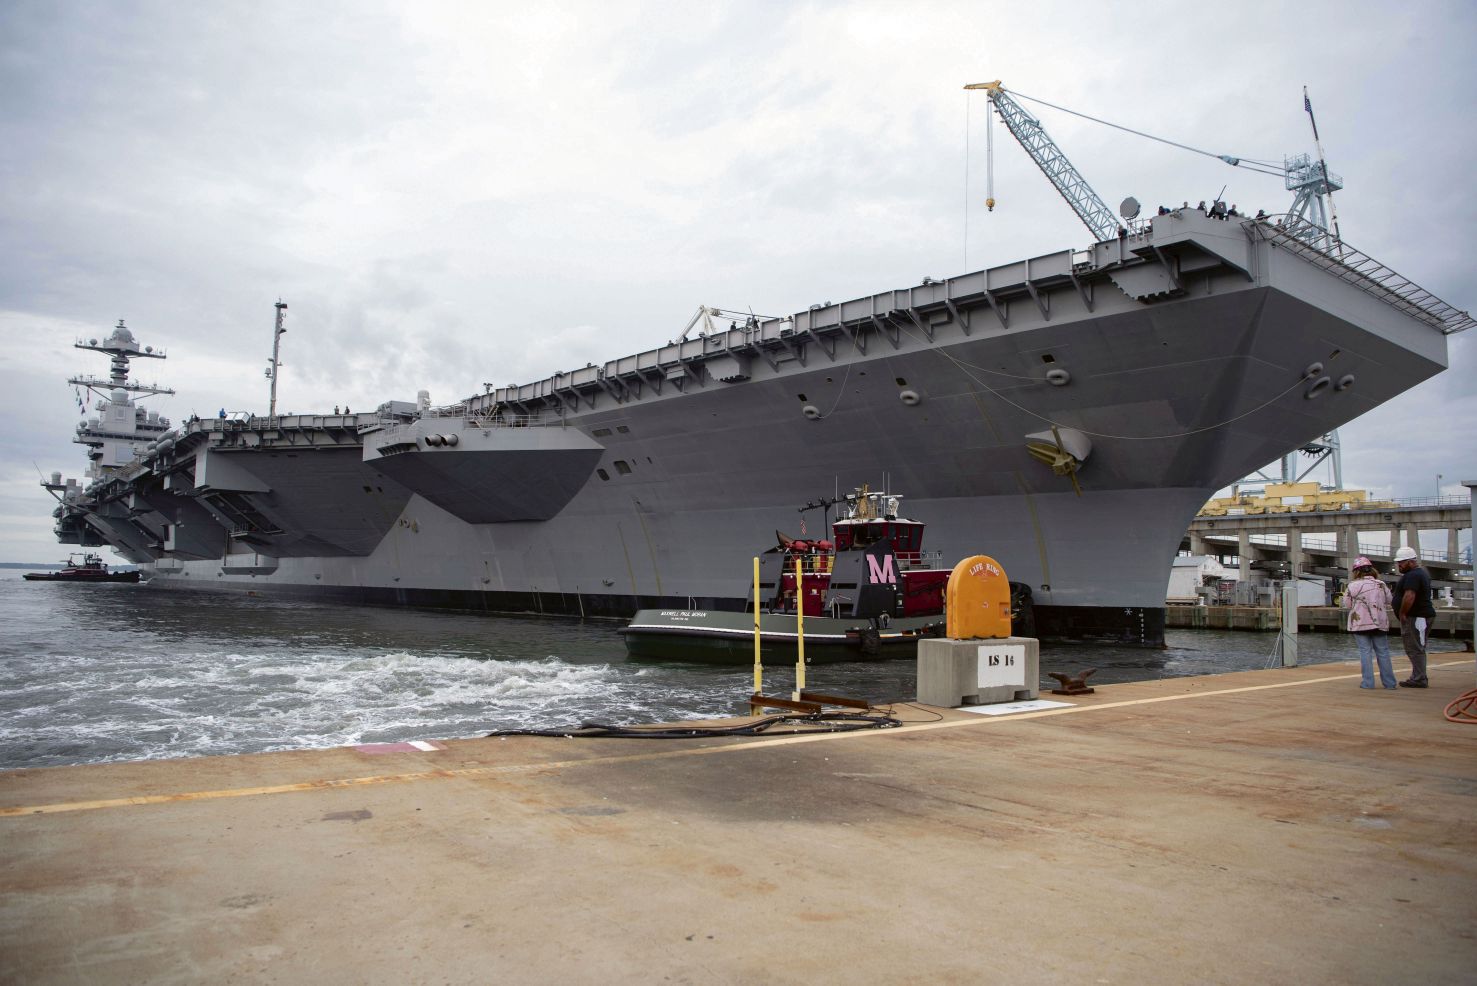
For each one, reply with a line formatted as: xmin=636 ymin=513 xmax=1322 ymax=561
xmin=1277 ymin=581 xmax=1299 ymax=666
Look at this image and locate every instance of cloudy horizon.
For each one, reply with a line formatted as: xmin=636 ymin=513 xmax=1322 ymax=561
xmin=2 ymin=0 xmax=1472 ymax=564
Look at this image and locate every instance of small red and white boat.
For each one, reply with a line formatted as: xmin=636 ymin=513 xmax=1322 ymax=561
xmin=23 ymin=552 xmax=141 ymax=583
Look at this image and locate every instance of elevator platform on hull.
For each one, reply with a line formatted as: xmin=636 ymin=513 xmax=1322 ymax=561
xmin=361 ymin=413 xmax=604 ymax=523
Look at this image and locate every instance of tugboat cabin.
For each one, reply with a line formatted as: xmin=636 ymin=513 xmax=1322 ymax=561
xmin=761 ymin=488 xmax=947 ymax=618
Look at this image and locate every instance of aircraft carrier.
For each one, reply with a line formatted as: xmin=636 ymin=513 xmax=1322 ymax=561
xmin=43 ymin=209 xmax=1471 ymax=645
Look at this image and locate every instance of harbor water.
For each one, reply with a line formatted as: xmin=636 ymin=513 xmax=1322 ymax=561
xmin=1 ymin=578 xmax=1465 ymax=771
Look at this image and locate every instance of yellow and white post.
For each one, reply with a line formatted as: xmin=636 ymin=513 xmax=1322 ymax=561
xmin=793 ymin=555 xmax=806 ymax=700
xmin=752 ymin=556 xmax=763 ymax=712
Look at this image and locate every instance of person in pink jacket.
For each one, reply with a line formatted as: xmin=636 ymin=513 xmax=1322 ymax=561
xmin=1342 ymin=556 xmax=1396 ymax=689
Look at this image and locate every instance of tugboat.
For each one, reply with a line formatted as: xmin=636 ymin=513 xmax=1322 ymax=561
xmin=23 ymin=553 xmax=141 ymax=583
xmin=621 ymin=487 xmax=957 ymax=663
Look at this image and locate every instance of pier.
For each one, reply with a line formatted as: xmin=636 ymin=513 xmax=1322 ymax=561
xmin=1184 ymin=492 xmax=1472 ymax=585
xmin=3 ymin=657 xmax=1475 ymax=982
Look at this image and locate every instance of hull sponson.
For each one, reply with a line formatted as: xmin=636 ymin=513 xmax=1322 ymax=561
xmin=201 ymin=446 xmax=415 ymax=557
xmin=76 ymin=212 xmax=1450 ymax=646
xmin=363 ymin=420 xmax=606 ymax=523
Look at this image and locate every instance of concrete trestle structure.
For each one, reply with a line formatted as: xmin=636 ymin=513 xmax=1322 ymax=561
xmin=1184 ymin=497 xmax=1472 ymax=586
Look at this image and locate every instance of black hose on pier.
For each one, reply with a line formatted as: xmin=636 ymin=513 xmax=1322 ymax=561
xmin=485 ymin=710 xmax=902 ymax=740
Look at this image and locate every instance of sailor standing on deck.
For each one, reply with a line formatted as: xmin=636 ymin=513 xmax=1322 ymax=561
xmin=1394 ymin=547 xmax=1436 ymax=687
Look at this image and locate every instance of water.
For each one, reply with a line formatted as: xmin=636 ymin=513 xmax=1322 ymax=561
xmin=0 ymin=578 xmax=1464 ymax=771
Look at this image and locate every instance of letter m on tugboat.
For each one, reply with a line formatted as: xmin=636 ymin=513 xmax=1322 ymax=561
xmin=866 ymin=552 xmax=897 ymax=585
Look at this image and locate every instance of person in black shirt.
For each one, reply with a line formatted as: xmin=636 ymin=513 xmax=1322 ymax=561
xmin=1393 ymin=547 xmax=1436 ymax=687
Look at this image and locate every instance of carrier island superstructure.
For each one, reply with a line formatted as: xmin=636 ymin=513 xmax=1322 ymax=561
xmin=43 ymin=208 xmax=1471 ymax=645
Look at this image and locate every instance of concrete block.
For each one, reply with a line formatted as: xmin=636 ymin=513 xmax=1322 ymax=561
xmin=916 ymin=636 xmax=1039 ymax=708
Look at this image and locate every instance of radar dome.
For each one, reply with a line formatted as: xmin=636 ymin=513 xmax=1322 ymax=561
xmin=111 ymin=388 xmax=128 ymax=402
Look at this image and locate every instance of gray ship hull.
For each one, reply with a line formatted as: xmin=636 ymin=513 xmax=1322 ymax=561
xmin=52 ymin=212 xmax=1463 ymax=645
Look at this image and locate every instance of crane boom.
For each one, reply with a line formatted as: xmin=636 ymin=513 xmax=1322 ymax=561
xmin=965 ymin=81 xmax=1121 ymax=242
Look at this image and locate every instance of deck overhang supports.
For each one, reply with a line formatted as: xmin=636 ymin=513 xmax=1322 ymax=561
xmin=899 ymin=307 xmax=932 ymax=342
xmin=1069 ymin=272 xmax=1095 ymax=313
xmin=596 ymin=375 xmax=626 ymax=404
xmin=1148 ymin=246 xmax=1183 ymax=294
xmin=869 ymin=315 xmax=901 ymax=350
xmin=981 ymin=289 xmax=1009 ymax=329
xmin=1024 ymin=279 xmax=1051 ymax=321
xmin=945 ymin=299 xmax=972 ymax=337
xmin=803 ymin=326 xmax=837 ymax=361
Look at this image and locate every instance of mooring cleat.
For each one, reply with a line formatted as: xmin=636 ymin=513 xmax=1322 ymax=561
xmin=1048 ymin=668 xmax=1097 ymax=695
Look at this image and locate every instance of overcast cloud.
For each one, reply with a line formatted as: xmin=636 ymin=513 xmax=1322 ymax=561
xmin=2 ymin=0 xmax=1473 ymax=563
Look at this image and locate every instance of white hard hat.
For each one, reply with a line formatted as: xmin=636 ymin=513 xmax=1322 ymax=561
xmin=1394 ymin=546 xmax=1418 ymax=562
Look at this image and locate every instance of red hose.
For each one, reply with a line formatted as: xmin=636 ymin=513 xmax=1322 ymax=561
xmin=1443 ymin=688 xmax=1477 ymax=724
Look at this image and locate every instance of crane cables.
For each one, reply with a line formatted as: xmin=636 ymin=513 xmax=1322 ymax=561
xmin=1003 ymin=87 xmax=1288 ymax=178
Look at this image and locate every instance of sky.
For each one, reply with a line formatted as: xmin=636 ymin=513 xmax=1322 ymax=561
xmin=1 ymin=0 xmax=1474 ymax=563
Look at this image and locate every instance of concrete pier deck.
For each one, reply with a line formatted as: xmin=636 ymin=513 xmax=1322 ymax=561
xmin=3 ymin=656 xmax=1475 ymax=984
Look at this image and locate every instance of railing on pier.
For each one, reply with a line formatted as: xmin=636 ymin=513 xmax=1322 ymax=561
xmin=1380 ymin=494 xmax=1472 ymax=510
xmin=1203 ymin=493 xmax=1471 ymax=517
xmin=1199 ymin=531 xmax=1461 ymax=566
